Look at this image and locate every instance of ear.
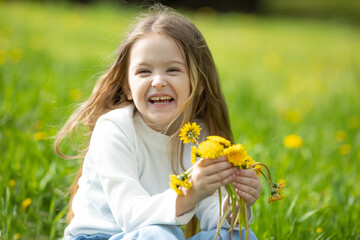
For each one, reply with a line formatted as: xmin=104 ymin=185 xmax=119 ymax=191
xmin=124 ymin=87 xmax=133 ymax=100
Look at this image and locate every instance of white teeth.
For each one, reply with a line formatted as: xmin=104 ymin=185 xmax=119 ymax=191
xmin=150 ymin=96 xmax=172 ymax=101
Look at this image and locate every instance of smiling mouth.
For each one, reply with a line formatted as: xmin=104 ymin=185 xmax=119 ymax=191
xmin=149 ymin=96 xmax=174 ymax=105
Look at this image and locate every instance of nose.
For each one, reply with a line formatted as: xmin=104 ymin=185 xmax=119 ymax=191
xmin=151 ymin=74 xmax=167 ymax=88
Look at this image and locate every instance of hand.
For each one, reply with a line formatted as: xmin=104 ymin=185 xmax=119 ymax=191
xmin=232 ymin=169 xmax=262 ymax=207
xmin=190 ymin=155 xmax=236 ymax=203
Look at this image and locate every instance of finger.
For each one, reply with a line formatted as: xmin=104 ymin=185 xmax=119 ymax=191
xmin=235 ymin=169 xmax=258 ymax=179
xmin=233 ymin=174 xmax=259 ymax=188
xmin=194 ymin=175 xmax=234 ymax=198
xmin=207 ymin=173 xmax=235 ymax=189
xmin=197 ymin=160 xmax=235 ymax=177
xmin=197 ymin=155 xmax=228 ymax=167
xmin=206 ymin=167 xmax=236 ymax=184
xmin=236 ymin=189 xmax=257 ymax=206
xmin=232 ymin=182 xmax=260 ymax=200
xmin=205 ymin=162 xmax=235 ymax=177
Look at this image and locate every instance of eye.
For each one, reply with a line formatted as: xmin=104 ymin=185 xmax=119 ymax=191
xmin=168 ymin=68 xmax=179 ymax=73
xmin=137 ymin=69 xmax=151 ymax=75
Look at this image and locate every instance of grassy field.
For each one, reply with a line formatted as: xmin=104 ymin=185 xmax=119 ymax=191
xmin=1 ymin=2 xmax=360 ymax=239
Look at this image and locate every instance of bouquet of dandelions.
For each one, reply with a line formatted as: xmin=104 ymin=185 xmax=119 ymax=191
xmin=169 ymin=122 xmax=286 ymax=240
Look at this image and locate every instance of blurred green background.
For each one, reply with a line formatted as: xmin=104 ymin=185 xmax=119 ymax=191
xmin=1 ymin=0 xmax=359 ymax=239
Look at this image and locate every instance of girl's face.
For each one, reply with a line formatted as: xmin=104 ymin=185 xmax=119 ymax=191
xmin=127 ymin=33 xmax=191 ymax=133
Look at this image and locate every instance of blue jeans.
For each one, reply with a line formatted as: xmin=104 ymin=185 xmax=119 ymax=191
xmin=72 ymin=225 xmax=258 ymax=240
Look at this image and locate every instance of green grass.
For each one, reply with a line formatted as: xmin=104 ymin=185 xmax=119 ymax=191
xmin=1 ymin=2 xmax=360 ymax=239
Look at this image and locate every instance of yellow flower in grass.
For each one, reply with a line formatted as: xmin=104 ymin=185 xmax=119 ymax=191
xmin=335 ymin=130 xmax=346 ymax=142
xmin=22 ymin=198 xmax=32 ymax=210
xmin=33 ymin=131 xmax=47 ymax=141
xmin=9 ymin=179 xmax=16 ymax=188
xmin=191 ymin=146 xmax=198 ymax=164
xmin=197 ymin=140 xmax=224 ymax=159
xmin=223 ymin=144 xmax=248 ymax=168
xmin=9 ymin=48 xmax=23 ymax=63
xmin=179 ymin=122 xmax=201 ymax=144
xmin=316 ymin=227 xmax=323 ymax=234
xmin=339 ymin=144 xmax=351 ymax=155
xmin=207 ymin=136 xmax=231 ymax=148
xmin=14 ymin=233 xmax=21 ymax=240
xmin=283 ymin=134 xmax=303 ymax=149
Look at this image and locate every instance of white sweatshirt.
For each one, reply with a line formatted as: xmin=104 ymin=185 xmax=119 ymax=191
xmin=64 ymin=104 xmax=229 ymax=237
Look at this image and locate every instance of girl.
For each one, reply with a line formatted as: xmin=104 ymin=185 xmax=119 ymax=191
xmin=56 ymin=4 xmax=261 ymax=240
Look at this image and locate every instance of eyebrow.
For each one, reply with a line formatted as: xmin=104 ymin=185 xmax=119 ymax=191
xmin=167 ymin=60 xmax=186 ymax=66
xmin=134 ymin=60 xmax=186 ymax=67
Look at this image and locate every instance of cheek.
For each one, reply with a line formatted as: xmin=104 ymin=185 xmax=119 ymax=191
xmin=130 ymin=83 xmax=146 ymax=102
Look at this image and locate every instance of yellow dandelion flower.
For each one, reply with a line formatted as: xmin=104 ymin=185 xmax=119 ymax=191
xmin=248 ymin=159 xmax=263 ymax=176
xmin=179 ymin=178 xmax=192 ymax=189
xmin=268 ymin=179 xmax=286 ymax=203
xmin=316 ymin=227 xmax=323 ymax=234
xmin=22 ymin=198 xmax=32 ymax=210
xmin=179 ymin=122 xmax=201 ymax=144
xmin=283 ymin=134 xmax=303 ymax=149
xmin=191 ymin=146 xmax=198 ymax=165
xmin=9 ymin=179 xmax=16 ymax=188
xmin=169 ymin=174 xmax=181 ymax=186
xmin=268 ymin=194 xmax=284 ymax=203
xmin=244 ymin=155 xmax=254 ymax=168
xmin=339 ymin=144 xmax=351 ymax=155
xmin=33 ymin=131 xmax=47 ymax=141
xmin=197 ymin=140 xmax=224 ymax=159
xmin=9 ymin=48 xmax=23 ymax=63
xmin=276 ymin=178 xmax=286 ymax=193
xmin=69 ymin=88 xmax=82 ymax=101
xmin=169 ymin=173 xmax=191 ymax=195
xmin=14 ymin=233 xmax=21 ymax=240
xmin=335 ymin=130 xmax=346 ymax=142
xmin=223 ymin=144 xmax=248 ymax=168
xmin=253 ymin=164 xmax=263 ymax=177
xmin=169 ymin=182 xmax=183 ymax=195
xmin=207 ymin=136 xmax=231 ymax=148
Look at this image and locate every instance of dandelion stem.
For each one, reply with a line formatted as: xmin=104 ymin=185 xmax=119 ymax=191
xmin=237 ymin=201 xmax=243 ymax=240
xmin=194 ymin=138 xmax=200 ymax=145
xmin=251 ymin=163 xmax=273 ymax=183
xmin=228 ymin=183 xmax=240 ymax=202
xmin=214 ymin=199 xmax=231 ymax=240
xmin=242 ymin=198 xmax=250 ymax=240
xmin=259 ymin=170 xmax=269 ymax=183
xmin=217 ymin=188 xmax=222 ymax=236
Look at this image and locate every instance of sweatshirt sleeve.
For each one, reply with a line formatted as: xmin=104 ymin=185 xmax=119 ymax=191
xmin=89 ymin=117 xmax=195 ymax=232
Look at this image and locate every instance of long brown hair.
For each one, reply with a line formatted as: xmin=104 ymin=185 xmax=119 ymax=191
xmin=55 ymin=4 xmax=233 ymax=225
